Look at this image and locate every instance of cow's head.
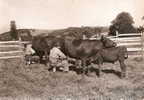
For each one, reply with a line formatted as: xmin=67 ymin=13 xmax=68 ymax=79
xmin=101 ymin=35 xmax=117 ymax=48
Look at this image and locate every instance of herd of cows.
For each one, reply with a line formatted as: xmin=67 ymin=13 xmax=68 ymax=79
xmin=28 ymin=34 xmax=128 ymax=78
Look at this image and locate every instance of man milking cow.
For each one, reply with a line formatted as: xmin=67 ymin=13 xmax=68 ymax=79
xmin=49 ymin=42 xmax=71 ymax=72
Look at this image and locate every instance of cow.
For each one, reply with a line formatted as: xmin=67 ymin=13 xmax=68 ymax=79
xmin=47 ymin=35 xmax=117 ymax=75
xmin=89 ymin=46 xmax=128 ymax=78
xmin=31 ymin=35 xmax=55 ymax=65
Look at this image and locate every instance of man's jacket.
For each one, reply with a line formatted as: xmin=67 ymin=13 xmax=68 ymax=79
xmin=49 ymin=47 xmax=66 ymax=64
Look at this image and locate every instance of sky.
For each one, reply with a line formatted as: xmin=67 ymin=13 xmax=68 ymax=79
xmin=0 ymin=0 xmax=144 ymax=33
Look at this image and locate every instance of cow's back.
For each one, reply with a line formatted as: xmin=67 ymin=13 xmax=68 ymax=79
xmin=80 ymin=40 xmax=103 ymax=53
xmin=63 ymin=39 xmax=104 ymax=59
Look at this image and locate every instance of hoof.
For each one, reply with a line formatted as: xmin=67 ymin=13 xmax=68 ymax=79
xmin=121 ymin=73 xmax=126 ymax=79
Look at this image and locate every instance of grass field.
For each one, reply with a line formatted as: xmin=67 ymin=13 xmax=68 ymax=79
xmin=0 ymin=57 xmax=144 ymax=100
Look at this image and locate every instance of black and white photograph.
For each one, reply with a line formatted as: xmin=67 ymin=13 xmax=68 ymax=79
xmin=0 ymin=0 xmax=144 ymax=100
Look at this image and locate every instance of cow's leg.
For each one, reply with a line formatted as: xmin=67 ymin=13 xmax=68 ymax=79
xmin=39 ymin=55 xmax=43 ymax=63
xmin=86 ymin=59 xmax=91 ymax=76
xmin=81 ymin=59 xmax=87 ymax=76
xmin=98 ymin=63 xmax=102 ymax=77
xmin=75 ymin=60 xmax=81 ymax=68
xmin=44 ymin=51 xmax=49 ymax=66
xmin=26 ymin=55 xmax=31 ymax=65
xmin=119 ymin=60 xmax=126 ymax=78
xmin=96 ymin=57 xmax=103 ymax=77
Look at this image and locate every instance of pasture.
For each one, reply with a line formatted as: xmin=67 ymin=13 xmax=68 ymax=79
xmin=0 ymin=33 xmax=143 ymax=99
xmin=0 ymin=57 xmax=143 ymax=100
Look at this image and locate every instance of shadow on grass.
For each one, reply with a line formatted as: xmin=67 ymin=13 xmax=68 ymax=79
xmin=47 ymin=64 xmax=122 ymax=78
xmin=71 ymin=67 xmax=122 ymax=78
xmin=102 ymin=69 xmax=121 ymax=78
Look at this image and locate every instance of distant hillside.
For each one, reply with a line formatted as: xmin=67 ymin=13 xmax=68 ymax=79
xmin=0 ymin=26 xmax=109 ymax=41
xmin=0 ymin=29 xmax=31 ymax=41
xmin=0 ymin=29 xmax=53 ymax=41
xmin=47 ymin=26 xmax=109 ymax=38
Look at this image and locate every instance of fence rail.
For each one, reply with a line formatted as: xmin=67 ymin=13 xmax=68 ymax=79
xmin=0 ymin=40 xmax=27 ymax=59
xmin=0 ymin=50 xmax=23 ymax=54
xmin=0 ymin=56 xmax=23 ymax=60
xmin=0 ymin=41 xmax=30 ymax=44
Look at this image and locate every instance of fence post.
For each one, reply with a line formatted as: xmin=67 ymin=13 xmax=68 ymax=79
xmin=116 ymin=31 xmax=119 ymax=44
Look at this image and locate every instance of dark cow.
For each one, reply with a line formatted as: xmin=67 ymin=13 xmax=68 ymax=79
xmin=32 ymin=35 xmax=62 ymax=64
xmin=48 ymin=35 xmax=117 ymax=75
xmin=31 ymin=35 xmax=53 ymax=64
xmin=89 ymin=46 xmax=128 ymax=78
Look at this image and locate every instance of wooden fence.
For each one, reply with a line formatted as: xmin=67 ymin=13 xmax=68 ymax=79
xmin=107 ymin=32 xmax=144 ymax=58
xmin=0 ymin=41 xmax=29 ymax=59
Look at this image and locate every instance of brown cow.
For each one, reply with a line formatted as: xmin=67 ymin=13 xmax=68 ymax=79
xmin=89 ymin=46 xmax=128 ymax=78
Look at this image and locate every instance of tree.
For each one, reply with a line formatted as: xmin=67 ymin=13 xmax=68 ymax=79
xmin=10 ymin=21 xmax=18 ymax=40
xmin=110 ymin=12 xmax=136 ymax=34
xmin=109 ymin=24 xmax=118 ymax=36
